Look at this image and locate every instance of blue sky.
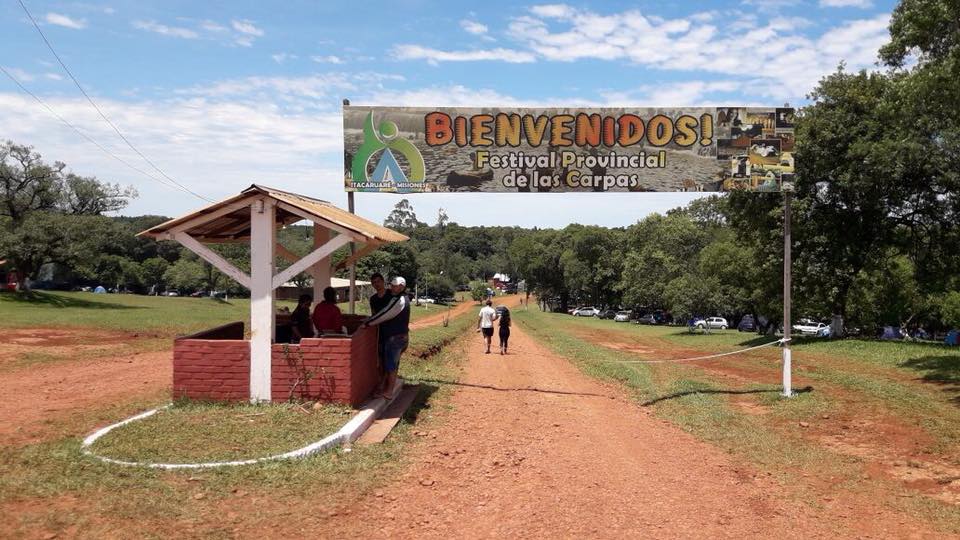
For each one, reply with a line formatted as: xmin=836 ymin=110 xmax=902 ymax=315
xmin=2 ymin=0 xmax=895 ymax=227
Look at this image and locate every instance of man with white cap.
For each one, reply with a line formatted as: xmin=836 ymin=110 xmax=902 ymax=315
xmin=362 ymin=276 xmax=410 ymax=398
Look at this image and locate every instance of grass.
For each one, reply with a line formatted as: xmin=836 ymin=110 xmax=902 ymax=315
xmin=89 ymin=401 xmax=355 ymax=463
xmin=515 ymin=310 xmax=960 ymax=533
xmin=0 ymin=290 xmax=441 ymax=336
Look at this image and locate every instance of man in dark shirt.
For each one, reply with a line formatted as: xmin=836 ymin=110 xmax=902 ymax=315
xmin=363 ymin=276 xmax=410 ymax=399
xmin=290 ymin=294 xmax=314 ymax=343
xmin=369 ymin=272 xmax=391 ymax=314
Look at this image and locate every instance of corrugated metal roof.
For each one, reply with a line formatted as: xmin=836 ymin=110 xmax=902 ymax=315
xmin=138 ymin=184 xmax=408 ymax=244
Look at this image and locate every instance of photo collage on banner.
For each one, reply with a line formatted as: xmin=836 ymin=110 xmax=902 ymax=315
xmin=343 ymin=106 xmax=795 ymax=193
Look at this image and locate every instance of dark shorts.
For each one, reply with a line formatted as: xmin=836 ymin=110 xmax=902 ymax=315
xmin=481 ymin=327 xmax=494 ymax=338
xmin=381 ymin=333 xmax=408 ymax=373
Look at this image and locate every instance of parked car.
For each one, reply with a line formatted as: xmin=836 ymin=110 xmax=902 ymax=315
xmin=417 ymin=297 xmax=436 ymax=304
xmin=636 ymin=314 xmax=659 ymax=325
xmin=165 ymin=291 xmax=179 ymax=297
xmin=614 ymin=310 xmax=633 ymax=322
xmin=793 ymin=320 xmax=828 ymax=335
xmin=737 ymin=315 xmax=757 ymax=332
xmin=574 ymin=306 xmax=599 ymax=317
xmin=597 ymin=309 xmax=618 ymax=320
xmin=691 ymin=317 xmax=729 ymax=330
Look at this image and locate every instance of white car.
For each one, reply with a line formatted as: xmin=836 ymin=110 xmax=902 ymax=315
xmin=614 ymin=311 xmax=633 ymax=322
xmin=691 ymin=317 xmax=728 ymax=330
xmin=417 ymin=297 xmax=436 ymax=304
xmin=793 ymin=321 xmax=828 ymax=335
xmin=574 ymin=307 xmax=599 ymax=317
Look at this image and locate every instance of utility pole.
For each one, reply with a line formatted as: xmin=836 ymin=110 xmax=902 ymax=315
xmin=782 ymin=185 xmax=793 ymax=397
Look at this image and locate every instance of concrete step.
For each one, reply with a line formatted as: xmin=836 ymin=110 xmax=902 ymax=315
xmin=355 ymin=385 xmax=420 ymax=445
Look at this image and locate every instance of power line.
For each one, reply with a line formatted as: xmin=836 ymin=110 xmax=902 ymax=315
xmin=0 ymin=65 xmax=192 ymax=196
xmin=16 ymin=0 xmax=212 ymax=202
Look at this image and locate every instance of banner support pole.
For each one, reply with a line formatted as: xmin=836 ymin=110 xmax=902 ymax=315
xmin=344 ymin=98 xmax=357 ymax=316
xmin=782 ymin=189 xmax=793 ymax=397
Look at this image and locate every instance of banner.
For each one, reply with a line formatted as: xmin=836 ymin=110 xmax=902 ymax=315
xmin=343 ymin=106 xmax=795 ymax=193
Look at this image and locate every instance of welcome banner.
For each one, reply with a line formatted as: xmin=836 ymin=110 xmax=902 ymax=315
xmin=343 ymin=106 xmax=795 ymax=193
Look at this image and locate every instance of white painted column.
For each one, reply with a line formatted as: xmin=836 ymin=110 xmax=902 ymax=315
xmin=312 ymin=224 xmax=332 ymax=301
xmin=250 ymin=198 xmax=276 ymax=403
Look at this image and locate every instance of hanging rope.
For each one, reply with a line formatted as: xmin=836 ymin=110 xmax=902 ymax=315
xmin=598 ymin=337 xmax=790 ymax=364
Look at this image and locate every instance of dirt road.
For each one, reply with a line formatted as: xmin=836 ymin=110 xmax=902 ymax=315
xmin=409 ymin=300 xmax=477 ymax=329
xmin=326 ymin=323 xmax=947 ymax=539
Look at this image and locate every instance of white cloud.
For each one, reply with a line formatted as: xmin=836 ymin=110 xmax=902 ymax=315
xmin=0 ymin=90 xmax=344 ymax=212
xmin=231 ymin=19 xmax=264 ymax=36
xmin=460 ymin=19 xmax=488 ymax=35
xmin=271 ymin=53 xmax=296 ymax=64
xmin=133 ymin=20 xmax=199 ymax=39
xmin=311 ymin=55 xmax=344 ymax=64
xmin=820 ymin=0 xmax=872 ymax=7
xmin=200 ymin=20 xmax=227 ymax=32
xmin=44 ymin=13 xmax=87 ymax=30
xmin=2 ymin=67 xmax=35 ymax=82
xmin=392 ymin=45 xmax=536 ymax=64
xmin=44 ymin=73 xmax=63 ymax=81
xmin=429 ymin=4 xmax=890 ymax=101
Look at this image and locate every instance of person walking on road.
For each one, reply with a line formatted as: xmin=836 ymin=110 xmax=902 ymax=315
xmin=363 ymin=276 xmax=410 ymax=398
xmin=477 ymin=299 xmax=498 ymax=354
xmin=496 ymin=304 xmax=511 ymax=355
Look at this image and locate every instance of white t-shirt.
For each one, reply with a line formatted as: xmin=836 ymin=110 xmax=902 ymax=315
xmin=479 ymin=306 xmax=498 ymax=328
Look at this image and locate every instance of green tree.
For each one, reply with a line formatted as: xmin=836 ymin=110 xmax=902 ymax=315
xmin=141 ymin=257 xmax=170 ymax=293
xmin=0 ymin=141 xmax=135 ymax=288
xmin=383 ymin=199 xmax=423 ymax=229
xmin=163 ymin=258 xmax=206 ymax=293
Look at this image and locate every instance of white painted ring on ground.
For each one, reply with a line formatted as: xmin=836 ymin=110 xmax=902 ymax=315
xmin=80 ymin=381 xmax=402 ymax=469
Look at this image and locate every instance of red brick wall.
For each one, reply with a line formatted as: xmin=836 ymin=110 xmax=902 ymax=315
xmin=172 ymin=326 xmax=380 ymax=406
xmin=350 ymin=326 xmax=380 ymax=405
xmin=172 ymin=339 xmax=249 ymax=401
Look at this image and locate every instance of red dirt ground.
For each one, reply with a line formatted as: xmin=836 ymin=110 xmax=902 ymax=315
xmin=314 ymin=325 xmax=948 ymax=539
xmin=409 ymin=299 xmax=478 ymax=329
xmin=576 ymin=325 xmax=960 ymax=511
xmin=0 ymin=345 xmax=170 ymax=446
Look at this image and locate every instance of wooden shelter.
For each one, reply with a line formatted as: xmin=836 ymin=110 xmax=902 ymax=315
xmin=140 ymin=185 xmax=408 ymax=403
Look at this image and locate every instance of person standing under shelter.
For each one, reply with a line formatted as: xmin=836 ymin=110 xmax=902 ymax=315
xmin=363 ymin=276 xmax=410 ymax=398
xmin=312 ymin=286 xmax=344 ymax=334
xmin=477 ymin=299 xmax=498 ymax=354
xmin=369 ymin=272 xmax=391 ymax=315
xmin=290 ymin=293 xmax=315 ymax=343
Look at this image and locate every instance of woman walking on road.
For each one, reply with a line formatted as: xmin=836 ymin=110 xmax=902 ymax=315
xmin=497 ymin=305 xmax=511 ymax=355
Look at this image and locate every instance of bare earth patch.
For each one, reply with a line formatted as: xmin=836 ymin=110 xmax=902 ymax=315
xmin=575 ymin=325 xmax=960 ymax=517
xmin=0 ymin=343 xmax=170 ymax=446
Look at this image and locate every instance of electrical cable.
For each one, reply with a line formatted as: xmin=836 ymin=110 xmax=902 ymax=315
xmin=16 ymin=0 xmax=212 ymax=202
xmin=0 ymin=65 xmax=189 ymax=196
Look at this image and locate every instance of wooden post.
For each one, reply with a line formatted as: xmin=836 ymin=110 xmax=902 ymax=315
xmin=312 ymin=224 xmax=332 ymax=302
xmin=249 ymin=198 xmax=276 ymax=403
xmin=782 ymin=190 xmax=793 ymax=397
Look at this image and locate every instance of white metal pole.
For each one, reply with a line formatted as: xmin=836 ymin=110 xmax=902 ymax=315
xmin=782 ymin=190 xmax=793 ymax=397
xmin=250 ymin=198 xmax=276 ymax=403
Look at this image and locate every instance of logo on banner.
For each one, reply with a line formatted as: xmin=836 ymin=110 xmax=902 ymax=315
xmin=352 ymin=112 xmax=425 ymax=192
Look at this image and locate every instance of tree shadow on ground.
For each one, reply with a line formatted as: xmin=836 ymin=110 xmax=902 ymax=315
xmin=414 ymin=378 xmax=608 ymax=398
xmin=900 ymin=355 xmax=960 ymax=404
xmin=641 ymin=385 xmax=813 ymax=407
xmin=0 ymin=291 xmax=140 ymax=310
